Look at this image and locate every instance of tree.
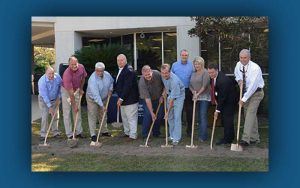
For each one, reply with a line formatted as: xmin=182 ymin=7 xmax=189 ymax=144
xmin=188 ymin=17 xmax=268 ymax=73
xmin=33 ymin=47 xmax=55 ymax=74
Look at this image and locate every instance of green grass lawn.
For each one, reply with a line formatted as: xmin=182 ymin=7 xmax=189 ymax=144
xmin=32 ymin=105 xmax=269 ymax=172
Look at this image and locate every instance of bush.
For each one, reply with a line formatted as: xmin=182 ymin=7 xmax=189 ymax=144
xmin=74 ymin=44 xmax=132 ymax=77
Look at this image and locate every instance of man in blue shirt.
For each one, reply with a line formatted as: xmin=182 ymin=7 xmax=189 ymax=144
xmin=38 ymin=66 xmax=62 ymax=140
xmin=161 ymin=64 xmax=185 ymax=145
xmin=171 ymin=49 xmax=194 ymax=137
xmin=86 ymin=62 xmax=114 ymax=142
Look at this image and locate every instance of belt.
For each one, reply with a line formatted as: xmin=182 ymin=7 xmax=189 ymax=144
xmin=255 ymin=88 xmax=262 ymax=92
xmin=50 ymin=99 xmax=56 ymax=101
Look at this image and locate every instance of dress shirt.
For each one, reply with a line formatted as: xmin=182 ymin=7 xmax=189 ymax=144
xmin=162 ymin=72 xmax=185 ymax=100
xmin=62 ymin=64 xmax=87 ymax=90
xmin=86 ymin=71 xmax=114 ymax=107
xmin=234 ymin=60 xmax=264 ymax=102
xmin=38 ymin=73 xmax=62 ymax=108
xmin=171 ymin=60 xmax=194 ymax=88
xmin=116 ymin=67 xmax=123 ymax=82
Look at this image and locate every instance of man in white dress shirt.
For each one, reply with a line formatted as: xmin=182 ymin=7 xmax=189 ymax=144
xmin=234 ymin=49 xmax=265 ymax=146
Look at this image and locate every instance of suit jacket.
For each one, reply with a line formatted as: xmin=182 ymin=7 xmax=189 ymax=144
xmin=214 ymin=71 xmax=237 ymax=113
xmin=114 ymin=64 xmax=139 ymax=105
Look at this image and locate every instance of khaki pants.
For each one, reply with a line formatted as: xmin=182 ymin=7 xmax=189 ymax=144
xmin=242 ymin=90 xmax=264 ymax=143
xmin=61 ymin=87 xmax=83 ymax=138
xmin=86 ymin=95 xmax=109 ymax=137
xmin=38 ymin=95 xmax=60 ymax=137
xmin=121 ymin=103 xmax=138 ymax=139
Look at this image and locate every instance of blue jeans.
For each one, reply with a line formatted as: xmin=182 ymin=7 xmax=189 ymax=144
xmin=198 ymin=100 xmax=209 ymax=141
xmin=142 ymin=99 xmax=164 ymax=138
xmin=167 ymin=97 xmax=185 ymax=142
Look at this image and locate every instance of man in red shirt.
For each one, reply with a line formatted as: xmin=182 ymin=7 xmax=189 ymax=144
xmin=61 ymin=56 xmax=87 ymax=139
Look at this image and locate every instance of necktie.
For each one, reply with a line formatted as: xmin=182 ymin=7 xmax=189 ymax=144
xmin=242 ymin=66 xmax=246 ymax=96
xmin=211 ymin=78 xmax=216 ymax=105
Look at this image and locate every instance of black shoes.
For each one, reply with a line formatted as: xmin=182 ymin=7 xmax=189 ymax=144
xmin=91 ymin=135 xmax=97 ymax=142
xmin=239 ymin=140 xmax=250 ymax=146
xmin=250 ymin=140 xmax=260 ymax=144
xmin=40 ymin=137 xmax=45 ymax=141
xmin=101 ymin=132 xmax=112 ymax=137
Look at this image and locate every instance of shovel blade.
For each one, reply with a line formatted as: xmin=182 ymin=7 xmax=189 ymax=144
xmin=90 ymin=141 xmax=102 ymax=147
xmin=185 ymin=145 xmax=198 ymax=149
xmin=139 ymin=144 xmax=149 ymax=148
xmin=38 ymin=143 xmax=50 ymax=147
xmin=230 ymin=143 xmax=243 ymax=151
xmin=67 ymin=138 xmax=79 ymax=148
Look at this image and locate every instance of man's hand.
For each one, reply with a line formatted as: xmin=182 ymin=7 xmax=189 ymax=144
xmin=150 ymin=111 xmax=156 ymax=122
xmin=164 ymin=111 xmax=169 ymax=120
xmin=72 ymin=103 xmax=79 ymax=113
xmin=214 ymin=111 xmax=219 ymax=120
xmin=49 ymin=107 xmax=55 ymax=117
xmin=101 ymin=106 xmax=107 ymax=113
xmin=117 ymin=98 xmax=123 ymax=108
xmin=79 ymin=89 xmax=85 ymax=96
xmin=239 ymin=100 xmax=245 ymax=107
xmin=108 ymin=90 xmax=113 ymax=98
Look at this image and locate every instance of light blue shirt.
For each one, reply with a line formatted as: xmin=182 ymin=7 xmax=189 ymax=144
xmin=162 ymin=72 xmax=185 ymax=100
xmin=171 ymin=60 xmax=194 ymax=88
xmin=38 ymin=73 xmax=62 ymax=108
xmin=86 ymin=71 xmax=114 ymax=107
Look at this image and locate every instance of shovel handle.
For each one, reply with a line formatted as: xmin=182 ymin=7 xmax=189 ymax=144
xmin=143 ymin=101 xmax=163 ymax=146
xmin=96 ymin=95 xmax=111 ymax=142
xmin=72 ymin=94 xmax=83 ymax=139
xmin=236 ymin=82 xmax=243 ymax=143
xmin=43 ymin=99 xmax=60 ymax=145
xmin=210 ymin=105 xmax=218 ymax=149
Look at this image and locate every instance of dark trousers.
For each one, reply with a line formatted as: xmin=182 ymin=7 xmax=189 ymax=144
xmin=141 ymin=99 xmax=164 ymax=138
xmin=184 ymin=88 xmax=193 ymax=136
xmin=220 ymin=104 xmax=235 ymax=142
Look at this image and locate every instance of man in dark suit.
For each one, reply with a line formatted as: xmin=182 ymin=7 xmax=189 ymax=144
xmin=115 ymin=54 xmax=139 ymax=140
xmin=207 ymin=63 xmax=237 ymax=145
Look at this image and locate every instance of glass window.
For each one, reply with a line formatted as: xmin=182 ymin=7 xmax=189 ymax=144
xmin=163 ymin=32 xmax=177 ymax=65
xmin=136 ymin=32 xmax=162 ymax=74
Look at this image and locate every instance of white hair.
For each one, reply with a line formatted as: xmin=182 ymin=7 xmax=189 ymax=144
xmin=239 ymin=49 xmax=251 ymax=58
xmin=95 ymin=62 xmax=105 ymax=69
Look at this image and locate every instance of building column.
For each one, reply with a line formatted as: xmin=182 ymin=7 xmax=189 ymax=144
xmin=176 ymin=25 xmax=200 ymax=60
xmin=54 ymin=31 xmax=82 ymax=71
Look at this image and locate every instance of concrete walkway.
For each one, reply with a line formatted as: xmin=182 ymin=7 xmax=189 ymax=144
xmin=32 ymin=95 xmax=41 ymax=122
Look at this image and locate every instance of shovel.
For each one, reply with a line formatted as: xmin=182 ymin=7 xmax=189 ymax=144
xmin=111 ymin=105 xmax=122 ymax=128
xmin=186 ymin=98 xmax=197 ymax=149
xmin=39 ymin=99 xmax=60 ymax=147
xmin=67 ymin=94 xmax=82 ymax=148
xmin=161 ymin=97 xmax=173 ymax=148
xmin=210 ymin=105 xmax=218 ymax=150
xmin=140 ymin=101 xmax=162 ymax=148
xmin=231 ymin=81 xmax=243 ymax=152
xmin=90 ymin=95 xmax=111 ymax=147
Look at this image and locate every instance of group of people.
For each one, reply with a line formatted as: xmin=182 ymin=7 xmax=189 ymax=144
xmin=37 ymin=48 xmax=264 ymax=147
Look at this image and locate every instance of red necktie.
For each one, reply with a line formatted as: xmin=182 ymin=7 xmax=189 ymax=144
xmin=211 ymin=79 xmax=216 ymax=105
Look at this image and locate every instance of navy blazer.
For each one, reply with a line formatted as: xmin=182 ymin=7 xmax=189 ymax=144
xmin=114 ymin=64 xmax=139 ymax=105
